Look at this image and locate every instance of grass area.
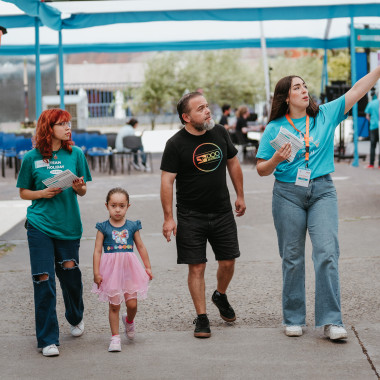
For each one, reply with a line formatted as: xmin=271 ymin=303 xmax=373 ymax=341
xmin=0 ymin=243 xmax=15 ymax=258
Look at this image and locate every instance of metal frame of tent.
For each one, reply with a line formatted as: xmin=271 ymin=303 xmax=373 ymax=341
xmin=1 ymin=0 xmax=380 ymax=165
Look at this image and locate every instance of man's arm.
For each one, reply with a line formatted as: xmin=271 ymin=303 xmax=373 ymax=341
xmin=226 ymin=156 xmax=246 ymax=217
xmin=160 ymin=170 xmax=177 ymax=241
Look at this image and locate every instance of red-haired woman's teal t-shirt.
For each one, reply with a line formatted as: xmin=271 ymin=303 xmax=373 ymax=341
xmin=16 ymin=146 xmax=92 ymax=240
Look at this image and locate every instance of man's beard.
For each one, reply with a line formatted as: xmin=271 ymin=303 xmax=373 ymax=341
xmin=193 ymin=119 xmax=215 ymax=132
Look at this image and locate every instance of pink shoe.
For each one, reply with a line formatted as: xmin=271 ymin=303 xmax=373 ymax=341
xmin=122 ymin=313 xmax=135 ymax=340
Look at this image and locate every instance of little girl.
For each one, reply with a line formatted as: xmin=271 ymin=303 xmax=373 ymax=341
xmin=92 ymin=187 xmax=153 ymax=352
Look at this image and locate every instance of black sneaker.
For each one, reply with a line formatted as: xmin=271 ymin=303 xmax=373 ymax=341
xmin=193 ymin=314 xmax=211 ymax=338
xmin=211 ymin=290 xmax=236 ymax=322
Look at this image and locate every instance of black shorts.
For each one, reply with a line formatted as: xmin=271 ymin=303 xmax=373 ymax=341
xmin=176 ymin=208 xmax=240 ymax=264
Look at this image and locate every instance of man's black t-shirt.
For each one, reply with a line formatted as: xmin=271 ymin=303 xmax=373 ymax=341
xmin=160 ymin=124 xmax=238 ymax=214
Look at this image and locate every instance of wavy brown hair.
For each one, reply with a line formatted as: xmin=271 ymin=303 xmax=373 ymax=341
xmin=235 ymin=105 xmax=249 ymax=119
xmin=34 ymin=108 xmax=74 ymax=161
xmin=268 ymin=75 xmax=319 ymax=123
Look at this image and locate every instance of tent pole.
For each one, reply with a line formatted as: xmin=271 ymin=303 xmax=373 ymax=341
xmin=34 ymin=17 xmax=42 ymax=120
xmin=321 ymin=20 xmax=332 ymax=102
xmin=260 ymin=22 xmax=271 ymax=119
xmin=350 ymin=17 xmax=359 ymax=167
xmin=58 ymin=29 xmax=65 ymax=110
xmin=321 ymin=48 xmax=328 ymax=99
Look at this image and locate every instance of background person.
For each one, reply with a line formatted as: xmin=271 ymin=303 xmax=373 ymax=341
xmin=17 ymin=108 xmax=92 ymax=356
xmin=160 ymin=92 xmax=246 ymax=339
xmin=235 ymin=105 xmax=250 ymax=145
xmin=219 ymin=103 xmax=237 ymax=143
xmin=115 ymin=118 xmax=150 ymax=171
xmin=92 ymin=187 xmax=152 ymax=352
xmin=364 ymin=93 xmax=380 ymax=168
xmin=219 ymin=104 xmax=232 ymax=130
xmin=256 ymin=66 xmax=380 ymax=341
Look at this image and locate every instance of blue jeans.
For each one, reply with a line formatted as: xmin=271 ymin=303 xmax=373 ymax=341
xmin=133 ymin=146 xmax=146 ymax=165
xmin=369 ymin=128 xmax=379 ymax=166
xmin=27 ymin=222 xmax=84 ymax=348
xmin=272 ymin=175 xmax=343 ymax=327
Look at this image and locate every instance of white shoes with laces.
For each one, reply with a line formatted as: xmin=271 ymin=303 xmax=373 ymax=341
xmin=324 ymin=325 xmax=348 ymax=340
xmin=284 ymin=324 xmax=348 ymax=340
xmin=70 ymin=320 xmax=85 ymax=337
xmin=42 ymin=344 xmax=59 ymax=357
xmin=285 ymin=325 xmax=303 ymax=337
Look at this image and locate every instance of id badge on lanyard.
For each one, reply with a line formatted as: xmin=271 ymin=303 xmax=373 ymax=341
xmin=285 ymin=114 xmax=312 ymax=187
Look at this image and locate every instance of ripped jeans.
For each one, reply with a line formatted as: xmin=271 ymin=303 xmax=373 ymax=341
xmin=27 ymin=222 xmax=84 ymax=348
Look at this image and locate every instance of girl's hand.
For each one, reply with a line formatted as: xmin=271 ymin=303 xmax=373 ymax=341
xmin=145 ymin=268 xmax=153 ymax=280
xmin=41 ymin=187 xmax=62 ymax=198
xmin=94 ymin=273 xmax=103 ymax=288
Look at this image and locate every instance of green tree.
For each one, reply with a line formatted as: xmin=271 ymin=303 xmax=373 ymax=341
xmin=199 ymin=50 xmax=262 ymax=108
xmin=133 ymin=53 xmax=177 ymax=129
xmin=134 ymin=50 xmax=268 ymax=128
xmin=269 ymin=52 xmax=323 ymax=97
xmin=327 ymin=49 xmax=351 ymax=83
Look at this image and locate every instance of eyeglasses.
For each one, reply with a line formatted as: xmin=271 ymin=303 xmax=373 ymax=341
xmin=54 ymin=121 xmax=72 ymax=129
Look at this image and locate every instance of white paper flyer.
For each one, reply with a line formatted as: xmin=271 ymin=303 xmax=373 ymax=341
xmin=270 ymin=127 xmax=304 ymax=162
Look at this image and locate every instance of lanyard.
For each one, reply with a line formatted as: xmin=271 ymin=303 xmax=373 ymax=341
xmin=285 ymin=114 xmax=309 ymax=168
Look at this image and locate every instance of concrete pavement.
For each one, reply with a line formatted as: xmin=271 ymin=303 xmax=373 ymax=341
xmin=0 ymin=156 xmax=379 ymax=379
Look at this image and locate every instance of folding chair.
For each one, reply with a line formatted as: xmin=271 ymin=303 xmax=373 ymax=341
xmin=86 ymin=134 xmax=113 ymax=172
xmin=16 ymin=136 xmax=33 ymax=176
xmin=1 ymin=133 xmax=17 ymax=178
xmin=122 ymin=135 xmax=153 ymax=174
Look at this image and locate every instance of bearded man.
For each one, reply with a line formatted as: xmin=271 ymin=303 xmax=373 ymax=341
xmin=160 ymin=92 xmax=246 ymax=338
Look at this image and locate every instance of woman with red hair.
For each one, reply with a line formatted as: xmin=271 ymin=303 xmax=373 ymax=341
xmin=17 ymin=108 xmax=92 ymax=357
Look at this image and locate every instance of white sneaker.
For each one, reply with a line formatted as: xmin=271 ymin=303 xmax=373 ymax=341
xmin=285 ymin=325 xmax=303 ymax=337
xmin=70 ymin=320 xmax=84 ymax=337
xmin=42 ymin=344 xmax=59 ymax=357
xmin=132 ymin=162 xmax=141 ymax=171
xmin=108 ymin=335 xmax=121 ymax=352
xmin=142 ymin=163 xmax=151 ymax=172
xmin=122 ymin=313 xmax=135 ymax=340
xmin=324 ymin=325 xmax=348 ymax=340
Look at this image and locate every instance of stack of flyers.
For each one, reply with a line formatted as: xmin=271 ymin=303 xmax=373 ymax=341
xmin=270 ymin=127 xmax=304 ymax=162
xmin=42 ymin=169 xmax=78 ymax=191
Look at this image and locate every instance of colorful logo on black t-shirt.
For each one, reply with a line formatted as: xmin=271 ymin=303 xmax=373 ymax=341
xmin=193 ymin=143 xmax=223 ymax=172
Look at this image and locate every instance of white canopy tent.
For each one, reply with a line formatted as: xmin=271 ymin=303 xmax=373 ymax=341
xmin=1 ymin=0 xmax=380 ymax=165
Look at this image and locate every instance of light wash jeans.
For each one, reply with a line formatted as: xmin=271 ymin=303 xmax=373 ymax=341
xmin=272 ymin=174 xmax=343 ymax=327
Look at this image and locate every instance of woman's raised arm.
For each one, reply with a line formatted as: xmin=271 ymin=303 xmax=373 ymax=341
xmin=344 ymin=66 xmax=380 ymax=114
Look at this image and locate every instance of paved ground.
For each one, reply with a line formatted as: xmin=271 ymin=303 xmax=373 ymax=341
xmin=0 ymin=153 xmax=379 ymax=379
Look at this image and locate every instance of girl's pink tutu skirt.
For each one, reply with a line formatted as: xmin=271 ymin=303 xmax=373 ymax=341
xmin=92 ymin=251 xmax=149 ymax=305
